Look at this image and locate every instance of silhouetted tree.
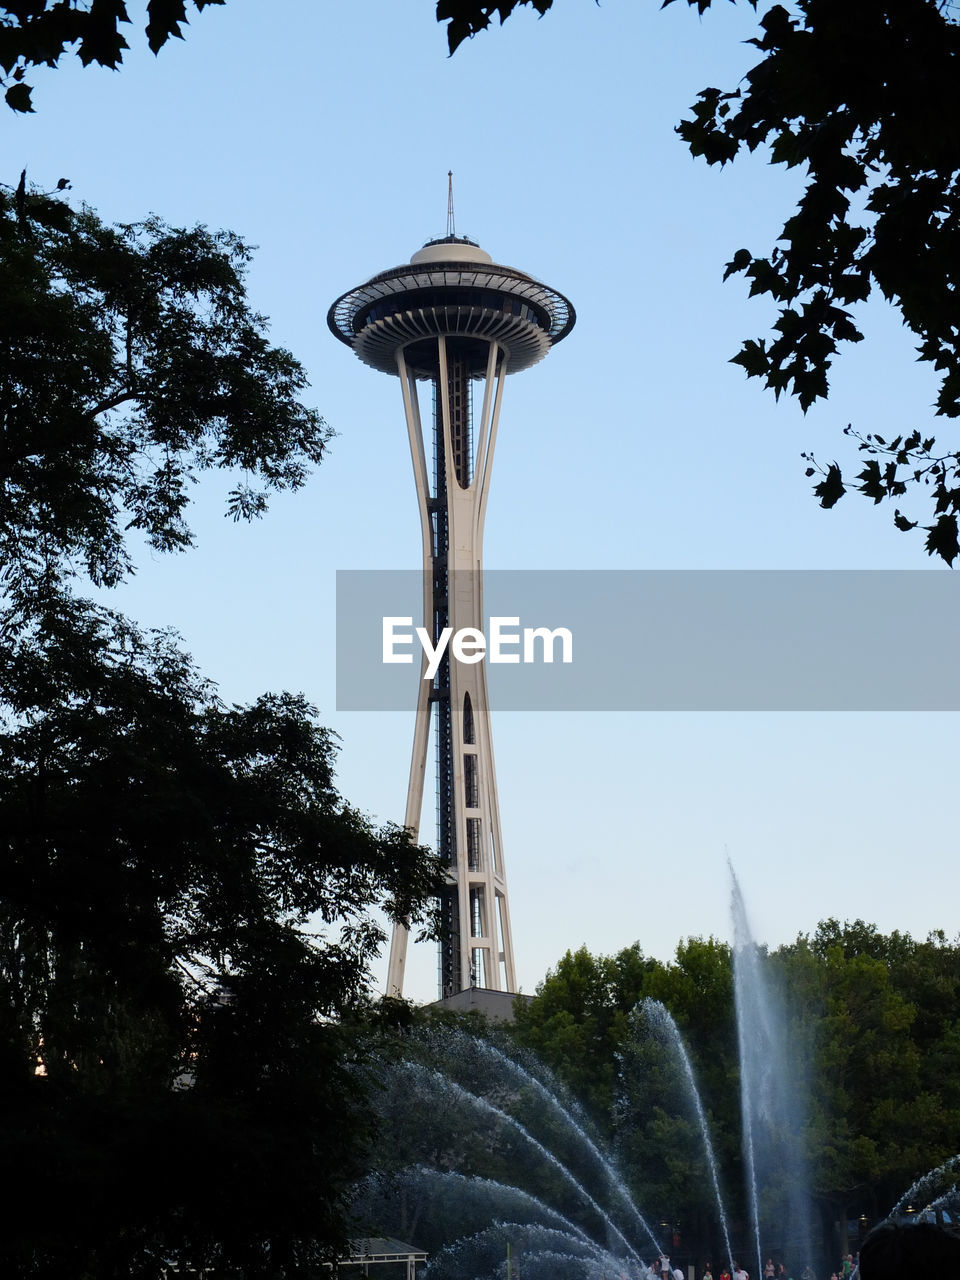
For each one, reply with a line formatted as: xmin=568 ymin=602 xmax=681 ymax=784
xmin=0 ymin=168 xmax=445 ymax=1274
xmin=0 ymin=173 xmax=329 ymax=601
xmin=0 ymin=592 xmax=443 ymax=1276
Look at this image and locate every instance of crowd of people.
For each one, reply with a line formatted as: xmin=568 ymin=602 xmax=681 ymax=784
xmin=701 ymin=1264 xmax=756 ymax=1280
xmin=828 ymin=1253 xmax=857 ymax=1280
xmin=638 ymin=1252 xmax=857 ymax=1280
xmin=639 ymin=1257 xmax=770 ymax=1280
xmin=699 ymin=1260 xmax=787 ymax=1280
xmin=639 ymin=1222 xmax=960 ymax=1280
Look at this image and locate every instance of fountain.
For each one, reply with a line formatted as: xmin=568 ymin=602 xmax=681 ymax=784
xmin=387 ymin=1058 xmax=642 ymax=1261
xmin=638 ymin=998 xmax=735 ymax=1274
xmin=730 ymin=867 xmax=813 ymax=1275
xmin=353 ymin=1026 xmax=663 ymax=1271
xmin=886 ymin=1156 xmax=960 ymax=1222
xmin=353 ymin=871 xmax=953 ymax=1280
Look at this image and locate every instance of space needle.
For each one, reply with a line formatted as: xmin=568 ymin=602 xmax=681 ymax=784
xmin=328 ymin=179 xmax=575 ymax=1000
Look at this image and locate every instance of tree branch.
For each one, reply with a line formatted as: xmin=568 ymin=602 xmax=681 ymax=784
xmin=89 ymin=389 xmax=140 ymax=418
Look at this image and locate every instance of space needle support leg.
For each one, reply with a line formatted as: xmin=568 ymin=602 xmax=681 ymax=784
xmin=386 ymin=349 xmax=433 ymax=999
xmin=472 ymin=342 xmax=499 ymax=523
xmin=468 ymin=342 xmax=515 ymax=992
xmin=476 ymin=353 xmax=506 ymax=543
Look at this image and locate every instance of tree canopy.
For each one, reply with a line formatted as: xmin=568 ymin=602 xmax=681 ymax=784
xmin=0 ymin=168 xmax=445 ymax=1272
xmin=510 ymin=924 xmax=960 ymax=1266
xmin=0 ymin=591 xmax=444 ymax=1276
xmin=0 ymin=174 xmax=330 ymax=599
xmin=439 ymin=0 xmax=960 ymax=563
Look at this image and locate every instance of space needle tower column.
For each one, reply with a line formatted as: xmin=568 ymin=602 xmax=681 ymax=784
xmin=328 ymin=187 xmax=574 ymax=999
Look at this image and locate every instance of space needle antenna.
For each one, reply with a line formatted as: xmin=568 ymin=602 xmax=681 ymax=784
xmin=447 ymin=170 xmax=455 ymax=238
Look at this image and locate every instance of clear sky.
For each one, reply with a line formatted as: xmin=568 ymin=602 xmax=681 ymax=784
xmin=9 ymin=0 xmax=958 ymax=1003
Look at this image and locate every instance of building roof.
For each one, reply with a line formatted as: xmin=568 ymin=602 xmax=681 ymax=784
xmin=343 ymin=1238 xmax=428 ymax=1263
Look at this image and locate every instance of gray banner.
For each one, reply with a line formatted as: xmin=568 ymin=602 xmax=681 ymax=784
xmin=335 ymin=570 xmax=960 ymax=711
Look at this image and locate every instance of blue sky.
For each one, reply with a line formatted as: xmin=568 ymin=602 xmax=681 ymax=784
xmin=9 ymin=0 xmax=958 ymax=1002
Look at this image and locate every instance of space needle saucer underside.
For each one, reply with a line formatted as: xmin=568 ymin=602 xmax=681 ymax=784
xmin=327 ymin=260 xmax=575 ymax=378
xmin=356 ymin=307 xmax=552 ymax=377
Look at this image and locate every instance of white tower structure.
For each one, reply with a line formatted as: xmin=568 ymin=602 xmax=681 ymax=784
xmin=328 ymin=197 xmax=574 ymax=999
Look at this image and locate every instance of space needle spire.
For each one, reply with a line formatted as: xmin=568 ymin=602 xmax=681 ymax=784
xmin=328 ymin=196 xmax=575 ymax=1001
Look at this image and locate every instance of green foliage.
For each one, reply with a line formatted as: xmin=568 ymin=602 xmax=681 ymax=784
xmin=351 ymin=926 xmax=960 ymax=1267
xmin=618 ymin=1015 xmax=723 ymax=1246
xmin=0 ymin=0 xmax=225 ymax=111
xmin=613 ymin=941 xmax=740 ymax=1261
xmin=0 ymin=162 xmax=441 ymax=1271
xmin=512 ymin=943 xmax=656 ymax=1126
xmin=510 ymin=934 xmax=741 ymax=1264
xmin=0 ymin=591 xmax=444 ymax=1274
xmin=0 ymin=173 xmax=331 ymax=596
xmin=516 ymin=925 xmax=960 ymax=1255
xmin=777 ymin=920 xmax=960 ymax=1209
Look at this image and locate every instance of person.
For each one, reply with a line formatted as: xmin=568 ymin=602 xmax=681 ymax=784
xmin=734 ymin=1263 xmax=749 ymax=1280
xmin=764 ymin=1261 xmax=775 ymax=1280
xmin=703 ymin=1265 xmax=714 ymax=1280
xmin=719 ymin=1267 xmax=732 ymax=1280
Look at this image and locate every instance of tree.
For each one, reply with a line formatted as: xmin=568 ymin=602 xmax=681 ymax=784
xmin=0 ymin=0 xmax=224 ymax=112
xmin=0 ymin=173 xmax=330 ymax=599
xmin=0 ymin=168 xmax=447 ymax=1271
xmin=778 ymin=921 xmax=960 ymax=1216
xmin=512 ymin=943 xmax=656 ymax=1128
xmin=514 ymin=927 xmax=960 ymax=1266
xmin=0 ymin=590 xmax=444 ymax=1275
xmin=438 ymin=0 xmax=960 ymax=563
xmin=617 ymin=1005 xmax=722 ymax=1260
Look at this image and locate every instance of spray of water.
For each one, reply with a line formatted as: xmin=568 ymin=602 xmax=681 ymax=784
xmin=427 ymin=1220 xmax=613 ymax=1276
xmin=922 ymin=1183 xmax=960 ymax=1217
xmin=887 ymin=1154 xmax=960 ymax=1220
xmin=433 ymin=1026 xmax=661 ymax=1252
xmin=354 ymin=1166 xmax=597 ymax=1246
xmin=394 ymin=1059 xmax=644 ymax=1261
xmin=494 ymin=1246 xmax=615 ymax=1280
xmin=730 ymin=862 xmax=813 ymax=1276
xmin=641 ymin=997 xmax=735 ymax=1273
